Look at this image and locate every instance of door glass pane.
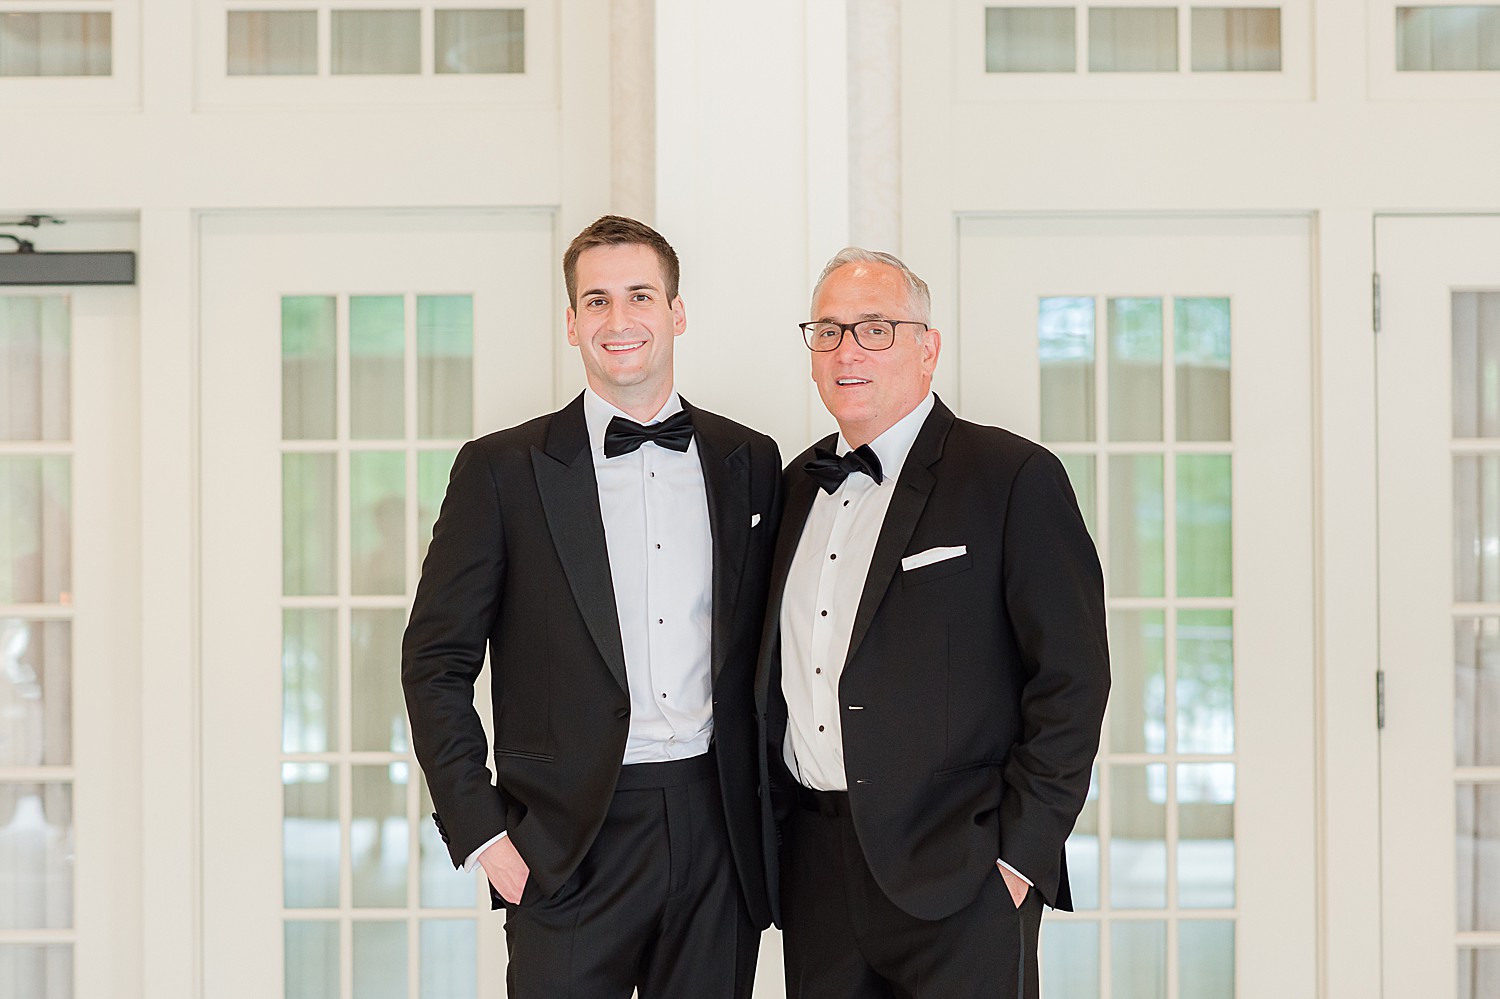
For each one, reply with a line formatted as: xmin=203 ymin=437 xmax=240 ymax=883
xmin=0 ymin=13 xmax=111 ymax=77
xmin=1067 ymin=768 xmax=1101 ymax=910
xmin=1058 ymin=454 xmax=1097 ymax=540
xmin=0 ymin=783 xmax=72 ymax=930
xmin=1459 ymin=947 xmax=1500 ymax=999
xmin=1108 ymin=297 xmax=1163 ymax=442
xmin=1179 ymin=920 xmax=1236 ymax=994
xmin=418 ymin=450 xmax=457 ymax=563
xmin=353 ymin=921 xmax=406 ymax=999
xmin=1397 ymin=6 xmax=1500 ymax=71
xmin=1109 ymin=454 xmax=1165 ymax=597
xmin=420 ymin=780 xmax=474 ymax=909
xmin=1111 ymin=763 xmax=1167 ymax=908
xmin=1191 ymin=8 xmax=1282 ymax=71
xmin=1452 ymin=292 xmax=1500 ymax=438
xmin=1454 ymin=617 xmax=1500 ymax=767
xmin=1175 ymin=297 xmax=1232 ymax=441
xmin=1108 ymin=609 xmax=1166 ymax=754
xmin=0 ymin=620 xmax=71 ymax=766
xmin=417 ymin=295 xmax=473 ymax=440
xmin=1039 ymin=296 xmax=1096 ymax=442
xmin=351 ymin=296 xmax=405 ymax=441
xmin=1177 ymin=454 xmax=1232 ymax=597
xmin=332 ymin=11 xmax=421 ymax=75
xmin=1178 ymin=609 xmax=1234 ymax=753
xmin=1111 ymin=919 xmax=1166 ymax=998
xmin=0 ymin=943 xmax=71 ymax=999
xmin=0 ymin=295 xmax=70 ymax=442
xmin=283 ymin=453 xmax=337 ymax=596
xmin=420 ymin=920 xmax=477 ymax=999
xmin=286 ymin=921 xmax=339 ymax=999
xmin=284 ymin=763 xmax=340 ymax=908
xmin=434 ymin=10 xmax=525 ymax=74
xmin=352 ymin=764 xmax=409 ymax=908
xmin=1042 ymin=920 xmax=1099 ymax=999
xmin=283 ymin=610 xmax=337 ymax=754
xmin=1178 ymin=762 xmax=1235 ymax=907
xmin=228 ymin=12 xmax=318 ymax=76
xmin=283 ymin=297 xmax=337 ymax=441
xmin=1456 ymin=783 xmax=1500 ymax=931
xmin=1454 ymin=455 xmax=1500 ymax=603
xmin=1090 ymin=8 xmax=1178 ymax=72
xmin=352 ymin=609 xmax=406 ymax=753
xmin=350 ymin=451 xmax=406 ymax=595
xmin=0 ymin=456 xmax=71 ymax=605
xmin=986 ymin=7 xmax=1077 ymax=72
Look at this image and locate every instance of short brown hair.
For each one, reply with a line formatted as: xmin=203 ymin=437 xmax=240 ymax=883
xmin=562 ymin=215 xmax=681 ymax=308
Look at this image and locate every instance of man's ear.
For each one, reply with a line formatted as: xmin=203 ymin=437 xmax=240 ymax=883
xmin=672 ymin=296 xmax=687 ymax=336
xmin=566 ymin=306 xmax=579 ymax=347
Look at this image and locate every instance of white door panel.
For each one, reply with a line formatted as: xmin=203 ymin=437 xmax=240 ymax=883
xmin=958 ymin=215 xmax=1317 ymax=999
xmin=1376 ymin=214 xmax=1500 ymax=999
xmin=199 ymin=210 xmax=554 ymax=999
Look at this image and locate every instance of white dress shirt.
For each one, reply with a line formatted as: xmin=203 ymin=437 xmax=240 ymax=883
xmin=780 ymin=392 xmax=934 ymax=791
xmin=778 ymin=393 xmax=1031 ymax=887
xmin=466 ymin=388 xmax=715 ymax=870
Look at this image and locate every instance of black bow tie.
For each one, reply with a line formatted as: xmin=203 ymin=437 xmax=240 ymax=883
xmin=603 ymin=410 xmax=695 ymax=458
xmin=803 ymin=444 xmax=884 ymax=494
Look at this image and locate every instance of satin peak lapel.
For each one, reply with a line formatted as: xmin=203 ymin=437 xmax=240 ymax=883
xmin=696 ymin=422 xmax=750 ymax=687
xmin=843 ymin=401 xmax=955 ymax=669
xmin=531 ymin=397 xmax=630 ymax=694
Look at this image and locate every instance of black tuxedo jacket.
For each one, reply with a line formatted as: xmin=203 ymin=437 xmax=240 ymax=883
xmin=403 ymin=393 xmax=783 ymax=927
xmin=755 ymin=396 xmax=1109 ymax=923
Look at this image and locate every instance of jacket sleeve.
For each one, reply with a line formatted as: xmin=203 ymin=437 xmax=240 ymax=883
xmin=997 ymin=448 xmax=1111 ymax=907
xmin=402 ymin=440 xmax=510 ymax=867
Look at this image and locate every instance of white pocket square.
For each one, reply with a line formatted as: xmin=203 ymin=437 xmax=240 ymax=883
xmin=751 ymin=513 xmax=762 ymax=528
xmin=901 ymin=545 xmax=967 ymax=571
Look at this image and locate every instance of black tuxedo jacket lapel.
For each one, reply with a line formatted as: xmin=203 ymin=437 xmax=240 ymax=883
xmin=531 ymin=395 xmax=630 ymax=694
xmin=844 ymin=401 xmax=954 ymax=669
xmin=690 ymin=400 xmax=751 ymax=687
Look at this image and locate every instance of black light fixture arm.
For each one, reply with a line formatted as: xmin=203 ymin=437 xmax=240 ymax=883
xmin=0 ymin=234 xmax=37 ymax=253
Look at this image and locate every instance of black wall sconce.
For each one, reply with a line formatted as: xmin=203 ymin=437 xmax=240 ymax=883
xmin=0 ymin=215 xmax=137 ymax=286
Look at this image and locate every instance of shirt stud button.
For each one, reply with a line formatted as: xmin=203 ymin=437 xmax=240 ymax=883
xmin=820 ymin=610 xmax=828 ymax=617
xmin=818 ymin=725 xmax=825 ymax=732
xmin=815 ymin=668 xmax=822 ymax=674
xmin=829 ymin=553 xmax=837 ymax=561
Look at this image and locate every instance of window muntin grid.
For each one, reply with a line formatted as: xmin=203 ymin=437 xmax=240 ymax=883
xmin=279 ymin=291 xmax=479 ymax=999
xmin=1039 ymin=293 xmax=1236 ymax=999
xmin=0 ymin=295 xmax=76 ymax=998
xmin=1450 ymin=290 xmax=1500 ymax=999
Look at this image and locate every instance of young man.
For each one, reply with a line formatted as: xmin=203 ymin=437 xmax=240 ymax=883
xmin=757 ymin=248 xmax=1110 ymax=998
xmin=404 ymin=216 xmax=781 ymax=998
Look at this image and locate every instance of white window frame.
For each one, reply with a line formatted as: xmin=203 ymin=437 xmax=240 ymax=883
xmin=950 ymin=0 xmax=1312 ymax=101
xmin=193 ymin=0 xmax=556 ymax=111
xmin=0 ymin=1 xmax=141 ymax=110
xmin=1368 ymin=1 xmax=1500 ymax=100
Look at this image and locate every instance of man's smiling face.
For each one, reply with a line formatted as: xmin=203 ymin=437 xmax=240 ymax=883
xmin=566 ymin=242 xmax=685 ymax=406
xmin=809 ymin=261 xmax=940 ymax=447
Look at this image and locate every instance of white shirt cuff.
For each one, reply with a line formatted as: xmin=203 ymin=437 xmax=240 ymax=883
xmin=463 ymin=830 xmax=507 ymax=873
xmin=996 ymin=858 xmax=1033 ymax=886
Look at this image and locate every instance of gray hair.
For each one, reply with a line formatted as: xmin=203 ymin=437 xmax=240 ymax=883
xmin=810 ymin=247 xmax=932 ymax=325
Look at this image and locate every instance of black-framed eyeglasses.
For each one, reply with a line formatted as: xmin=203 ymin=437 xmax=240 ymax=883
xmin=799 ymin=319 xmax=929 ymax=352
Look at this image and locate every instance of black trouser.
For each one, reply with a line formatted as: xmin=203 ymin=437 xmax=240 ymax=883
xmin=782 ymin=788 xmax=1043 ymax=999
xmin=502 ymin=751 xmax=759 ymax=999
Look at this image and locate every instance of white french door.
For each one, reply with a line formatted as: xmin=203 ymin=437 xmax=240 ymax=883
xmin=1375 ymin=214 xmax=1500 ymax=999
xmin=199 ymin=210 xmax=555 ymax=999
xmin=957 ymin=215 xmax=1317 ymax=999
xmin=0 ymin=220 xmax=141 ymax=999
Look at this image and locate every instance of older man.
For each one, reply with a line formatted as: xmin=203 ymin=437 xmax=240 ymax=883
xmin=756 ymin=248 xmax=1110 ymax=998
